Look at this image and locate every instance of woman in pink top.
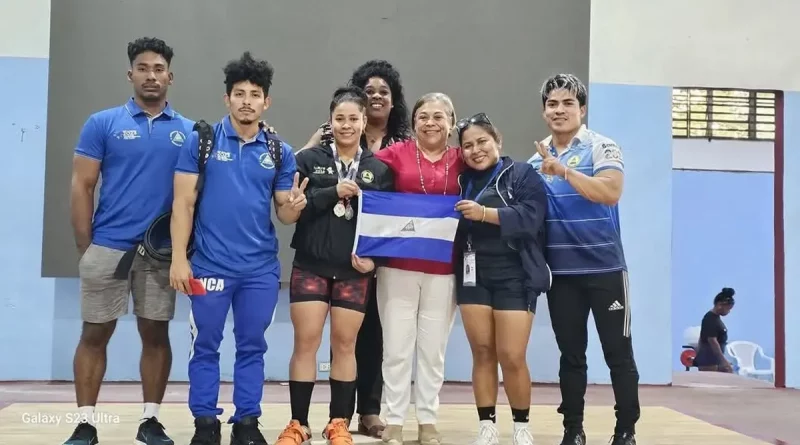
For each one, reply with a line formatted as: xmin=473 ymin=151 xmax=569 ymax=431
xmin=374 ymin=92 xmax=464 ymax=445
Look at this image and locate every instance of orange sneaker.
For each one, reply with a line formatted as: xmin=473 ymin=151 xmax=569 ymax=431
xmin=324 ymin=418 xmax=354 ymax=445
xmin=274 ymin=420 xmax=311 ymax=445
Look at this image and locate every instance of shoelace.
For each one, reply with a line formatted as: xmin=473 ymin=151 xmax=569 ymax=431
xmin=278 ymin=423 xmax=308 ymax=441
xmin=513 ymin=427 xmax=535 ymax=445
xmin=471 ymin=423 xmax=499 ymax=445
xmin=325 ymin=420 xmax=352 ymax=443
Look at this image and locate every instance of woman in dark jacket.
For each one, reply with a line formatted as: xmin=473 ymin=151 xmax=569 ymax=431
xmin=453 ymin=113 xmax=550 ymax=445
xmin=273 ymin=86 xmax=393 ymax=445
xmin=301 ymin=60 xmax=412 ymax=437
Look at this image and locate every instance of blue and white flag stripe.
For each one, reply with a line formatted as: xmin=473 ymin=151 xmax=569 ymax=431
xmin=353 ymin=191 xmax=461 ymax=263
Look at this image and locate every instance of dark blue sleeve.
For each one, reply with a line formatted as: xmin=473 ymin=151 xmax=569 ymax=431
xmin=275 ymin=143 xmax=297 ymax=191
xmin=497 ymin=163 xmax=548 ymax=240
xmin=175 ymin=131 xmax=200 ymax=174
xmin=74 ymin=114 xmax=106 ymax=161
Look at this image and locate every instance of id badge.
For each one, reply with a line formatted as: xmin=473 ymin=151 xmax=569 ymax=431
xmin=463 ymin=250 xmax=477 ymax=287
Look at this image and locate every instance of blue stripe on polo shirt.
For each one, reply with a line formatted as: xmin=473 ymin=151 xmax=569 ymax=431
xmin=528 ymin=125 xmax=627 ymax=275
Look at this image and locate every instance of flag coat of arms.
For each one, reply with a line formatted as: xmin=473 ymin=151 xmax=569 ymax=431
xmin=352 ymin=191 xmax=461 ymax=263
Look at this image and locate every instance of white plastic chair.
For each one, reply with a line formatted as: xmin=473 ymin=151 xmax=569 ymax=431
xmin=725 ymin=340 xmax=775 ymax=379
xmin=682 ymin=326 xmax=701 ymax=348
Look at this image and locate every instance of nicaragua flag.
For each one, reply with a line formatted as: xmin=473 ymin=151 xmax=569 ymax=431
xmin=353 ymin=191 xmax=461 ymax=263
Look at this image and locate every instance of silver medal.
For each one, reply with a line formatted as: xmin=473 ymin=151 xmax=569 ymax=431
xmin=344 ymin=204 xmax=354 ymax=220
xmin=334 ymin=202 xmax=346 ymax=217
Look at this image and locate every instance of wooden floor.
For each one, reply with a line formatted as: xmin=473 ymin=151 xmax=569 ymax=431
xmin=0 ymin=402 xmax=769 ymax=444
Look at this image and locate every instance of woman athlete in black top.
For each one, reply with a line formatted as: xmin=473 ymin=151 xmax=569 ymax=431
xmin=301 ymin=60 xmax=412 ymax=438
xmin=274 ymin=86 xmax=393 ymax=445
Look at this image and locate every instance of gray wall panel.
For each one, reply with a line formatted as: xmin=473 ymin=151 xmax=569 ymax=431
xmin=42 ymin=0 xmax=590 ymax=279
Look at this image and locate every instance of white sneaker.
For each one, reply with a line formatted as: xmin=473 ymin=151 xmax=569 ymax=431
xmin=470 ymin=421 xmax=500 ymax=445
xmin=512 ymin=426 xmax=535 ymax=445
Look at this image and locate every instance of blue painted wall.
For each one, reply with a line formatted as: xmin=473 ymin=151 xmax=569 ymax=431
xmin=585 ymin=83 xmax=674 ymax=385
xmin=784 ymin=92 xmax=800 ymax=389
xmin=671 ymin=170 xmax=775 ymax=371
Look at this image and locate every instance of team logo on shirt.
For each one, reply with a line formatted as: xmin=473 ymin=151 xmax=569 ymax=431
xmin=169 ymin=130 xmax=186 ymax=147
xmin=360 ymin=170 xmax=374 ymax=183
xmin=258 ymin=152 xmax=275 ymax=169
xmin=113 ymin=130 xmax=141 ymax=140
xmin=567 ymin=155 xmax=581 ymax=167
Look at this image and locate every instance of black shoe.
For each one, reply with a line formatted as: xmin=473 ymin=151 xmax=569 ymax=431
xmin=560 ymin=428 xmax=586 ymax=445
xmin=135 ymin=417 xmax=174 ymax=445
xmin=230 ymin=416 xmax=268 ymax=445
xmin=610 ymin=432 xmax=636 ymax=445
xmin=189 ymin=417 xmax=222 ymax=445
xmin=62 ymin=422 xmax=99 ymax=445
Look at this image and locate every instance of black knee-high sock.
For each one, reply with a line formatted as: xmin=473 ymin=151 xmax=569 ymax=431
xmin=289 ymin=381 xmax=315 ymax=427
xmin=329 ymin=378 xmax=357 ymax=420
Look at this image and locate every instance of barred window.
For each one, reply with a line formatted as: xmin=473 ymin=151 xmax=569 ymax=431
xmin=672 ymin=88 xmax=776 ymax=140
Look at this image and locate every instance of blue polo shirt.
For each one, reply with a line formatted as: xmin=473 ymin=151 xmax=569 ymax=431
xmin=175 ymin=115 xmax=297 ymax=278
xmin=74 ymin=98 xmax=195 ymax=251
xmin=528 ymin=125 xmax=627 ymax=275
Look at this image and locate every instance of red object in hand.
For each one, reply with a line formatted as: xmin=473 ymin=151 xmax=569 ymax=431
xmin=188 ymin=278 xmax=207 ymax=296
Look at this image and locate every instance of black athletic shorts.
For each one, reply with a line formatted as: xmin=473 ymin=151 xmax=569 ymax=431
xmin=289 ymin=267 xmax=371 ymax=312
xmin=456 ymin=262 xmax=534 ymax=312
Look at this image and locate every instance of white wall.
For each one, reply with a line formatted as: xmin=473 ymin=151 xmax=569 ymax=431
xmin=0 ymin=0 xmax=50 ymax=58
xmin=673 ymin=139 xmax=774 ymax=172
xmin=590 ymin=0 xmax=800 ymax=90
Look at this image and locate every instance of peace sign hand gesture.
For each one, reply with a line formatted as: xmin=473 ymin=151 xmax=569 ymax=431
xmin=288 ymin=172 xmax=309 ymax=210
xmin=536 ymin=141 xmax=566 ymax=177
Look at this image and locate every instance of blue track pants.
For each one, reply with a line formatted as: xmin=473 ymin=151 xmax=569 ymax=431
xmin=187 ymin=267 xmax=279 ymax=423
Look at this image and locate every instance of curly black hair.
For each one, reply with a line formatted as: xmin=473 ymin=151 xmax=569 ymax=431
xmin=127 ymin=37 xmax=174 ymax=66
xmin=348 ymin=60 xmax=411 ymax=140
xmin=329 ymin=85 xmax=368 ymax=114
xmin=223 ymin=51 xmax=275 ymax=96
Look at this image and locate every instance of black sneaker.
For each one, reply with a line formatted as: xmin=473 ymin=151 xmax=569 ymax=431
xmin=230 ymin=416 xmax=267 ymax=445
xmin=560 ymin=428 xmax=586 ymax=445
xmin=610 ymin=432 xmax=636 ymax=445
xmin=189 ymin=417 xmax=222 ymax=445
xmin=62 ymin=422 xmax=99 ymax=445
xmin=135 ymin=417 xmax=174 ymax=445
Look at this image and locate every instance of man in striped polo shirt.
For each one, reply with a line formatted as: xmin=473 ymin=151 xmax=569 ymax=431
xmin=528 ymin=74 xmax=639 ymax=445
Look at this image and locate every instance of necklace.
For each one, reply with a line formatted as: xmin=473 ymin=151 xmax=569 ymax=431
xmin=415 ymin=143 xmax=450 ymax=195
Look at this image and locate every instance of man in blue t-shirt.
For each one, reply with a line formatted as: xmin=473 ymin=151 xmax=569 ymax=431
xmin=170 ymin=52 xmax=306 ymax=445
xmin=65 ymin=37 xmax=193 ymax=445
xmin=528 ymin=74 xmax=639 ymax=445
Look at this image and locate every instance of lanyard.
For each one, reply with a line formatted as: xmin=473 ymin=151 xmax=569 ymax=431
xmin=331 ymin=143 xmax=363 ymax=183
xmin=463 ymin=162 xmax=503 ymax=250
xmin=464 ymin=162 xmax=503 ymax=202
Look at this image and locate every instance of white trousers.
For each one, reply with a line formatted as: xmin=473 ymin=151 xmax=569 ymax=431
xmin=376 ymin=267 xmax=457 ymax=425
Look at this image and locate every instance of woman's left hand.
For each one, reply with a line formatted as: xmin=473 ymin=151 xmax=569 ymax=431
xmin=456 ymin=200 xmax=486 ymax=221
xmin=352 ymin=254 xmax=375 ymax=273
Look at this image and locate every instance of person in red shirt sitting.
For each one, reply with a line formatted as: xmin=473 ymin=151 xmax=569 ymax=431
xmin=373 ymin=92 xmax=464 ymax=445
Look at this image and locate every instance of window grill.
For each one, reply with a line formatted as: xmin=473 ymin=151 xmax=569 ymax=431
xmin=672 ymin=88 xmax=776 ymax=140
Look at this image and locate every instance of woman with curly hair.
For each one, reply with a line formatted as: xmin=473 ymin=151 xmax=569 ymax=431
xmin=300 ymin=60 xmax=412 ymax=438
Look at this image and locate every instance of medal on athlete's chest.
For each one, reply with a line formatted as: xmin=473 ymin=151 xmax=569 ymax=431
xmin=332 ymin=144 xmax=362 ymax=220
xmin=334 ymin=201 xmax=346 ymax=217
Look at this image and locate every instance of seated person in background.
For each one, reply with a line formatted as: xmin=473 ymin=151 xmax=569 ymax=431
xmin=694 ymin=287 xmax=736 ymax=372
